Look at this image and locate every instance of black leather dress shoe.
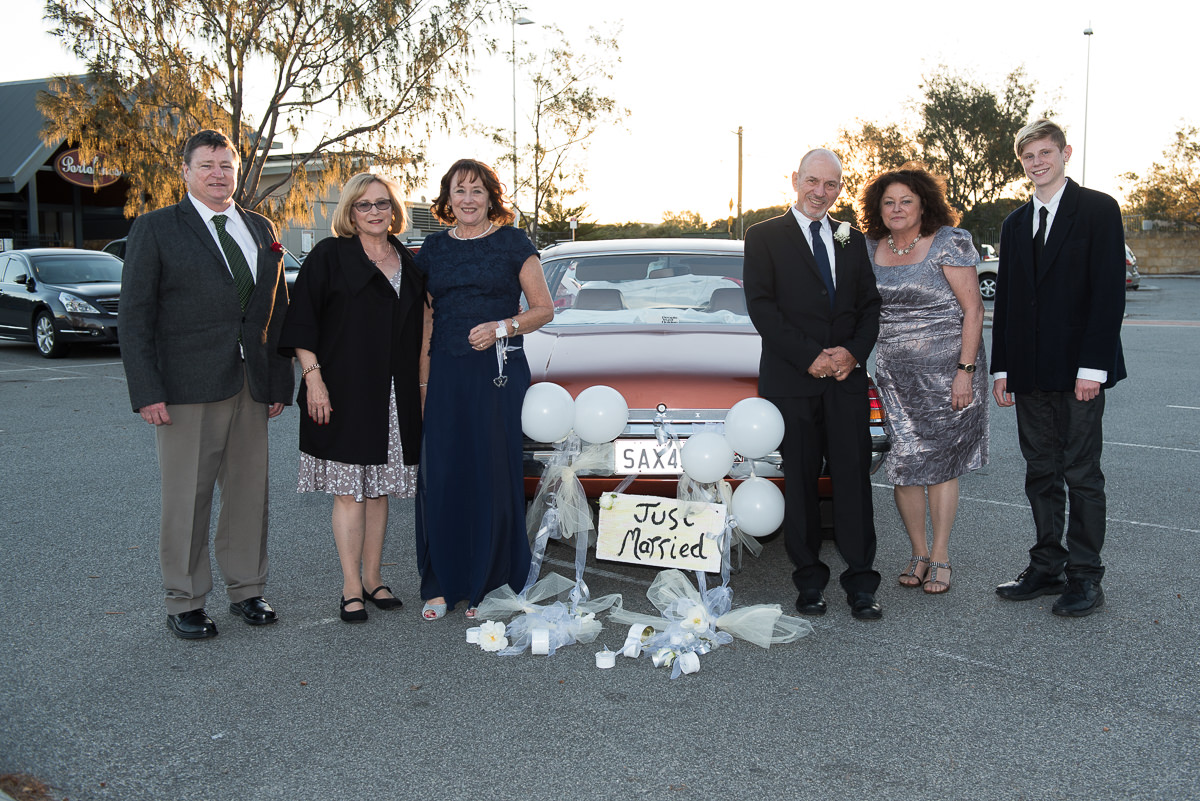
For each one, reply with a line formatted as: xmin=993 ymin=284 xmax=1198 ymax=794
xmin=1052 ymin=580 xmax=1105 ymax=617
xmin=995 ymin=567 xmax=1068 ymax=601
xmin=229 ymin=596 xmax=278 ymax=625
xmin=848 ymin=591 xmax=883 ymax=620
xmin=795 ymin=590 xmax=827 ymax=616
xmin=167 ymin=609 xmax=218 ymax=640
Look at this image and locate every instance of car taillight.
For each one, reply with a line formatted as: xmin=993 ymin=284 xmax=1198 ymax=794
xmin=868 ymin=387 xmax=886 ymax=424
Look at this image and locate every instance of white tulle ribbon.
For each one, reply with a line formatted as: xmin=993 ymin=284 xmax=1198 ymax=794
xmin=608 ymin=568 xmax=813 ymax=678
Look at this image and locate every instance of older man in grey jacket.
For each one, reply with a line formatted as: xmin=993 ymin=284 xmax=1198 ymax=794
xmin=119 ymin=129 xmax=294 ymax=640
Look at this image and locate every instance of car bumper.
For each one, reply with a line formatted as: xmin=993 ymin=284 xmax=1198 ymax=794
xmin=56 ymin=313 xmax=119 ymax=344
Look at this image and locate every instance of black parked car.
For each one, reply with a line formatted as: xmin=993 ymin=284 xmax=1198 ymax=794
xmin=0 ymin=249 xmax=123 ymax=357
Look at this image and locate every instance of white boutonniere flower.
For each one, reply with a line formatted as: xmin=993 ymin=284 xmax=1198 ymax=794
xmin=478 ymin=620 xmax=509 ymax=652
xmin=678 ymin=603 xmax=711 ymax=633
xmin=833 ymin=222 xmax=851 ymax=248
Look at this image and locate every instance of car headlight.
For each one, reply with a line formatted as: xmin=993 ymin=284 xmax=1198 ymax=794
xmin=60 ymin=292 xmax=101 ymax=314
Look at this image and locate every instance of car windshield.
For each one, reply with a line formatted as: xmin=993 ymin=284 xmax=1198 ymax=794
xmin=543 ymin=253 xmax=748 ymax=326
xmin=32 ymin=255 xmax=123 ymax=284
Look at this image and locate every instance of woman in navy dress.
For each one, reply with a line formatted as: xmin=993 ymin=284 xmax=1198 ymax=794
xmin=414 ymin=159 xmax=554 ymax=620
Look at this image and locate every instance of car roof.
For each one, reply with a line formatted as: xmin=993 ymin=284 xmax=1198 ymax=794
xmin=8 ymin=248 xmax=114 ymax=257
xmin=540 ymin=238 xmax=744 ymax=258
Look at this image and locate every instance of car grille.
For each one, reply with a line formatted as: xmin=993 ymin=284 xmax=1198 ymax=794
xmin=94 ymin=297 xmax=119 ymax=313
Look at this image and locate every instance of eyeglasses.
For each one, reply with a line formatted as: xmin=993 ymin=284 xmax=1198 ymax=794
xmin=353 ymin=199 xmax=392 ymax=213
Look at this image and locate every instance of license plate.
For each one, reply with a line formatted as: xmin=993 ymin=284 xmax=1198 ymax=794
xmin=615 ymin=440 xmax=684 ymax=475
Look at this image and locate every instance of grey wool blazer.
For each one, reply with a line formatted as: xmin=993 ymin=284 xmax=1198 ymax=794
xmin=119 ymin=196 xmax=295 ymax=411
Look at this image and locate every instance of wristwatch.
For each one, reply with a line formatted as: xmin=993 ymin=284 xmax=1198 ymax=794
xmin=509 ymin=317 xmax=520 ymax=332
xmin=957 ymin=362 xmax=977 ymax=373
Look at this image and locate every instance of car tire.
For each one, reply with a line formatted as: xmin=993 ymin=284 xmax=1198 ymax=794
xmin=978 ymin=273 xmax=997 ymax=301
xmin=34 ymin=310 xmax=68 ymax=358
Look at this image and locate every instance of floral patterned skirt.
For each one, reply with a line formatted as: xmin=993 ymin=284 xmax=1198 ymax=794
xmin=297 ymin=386 xmax=417 ymax=501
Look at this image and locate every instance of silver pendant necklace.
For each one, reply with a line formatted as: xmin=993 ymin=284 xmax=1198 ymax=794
xmin=887 ymin=233 xmax=921 ymax=256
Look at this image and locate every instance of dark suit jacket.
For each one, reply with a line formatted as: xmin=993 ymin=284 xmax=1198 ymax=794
xmin=278 ymin=235 xmax=425 ymax=466
xmin=744 ymin=211 xmax=881 ymax=397
xmin=119 ymin=196 xmax=295 ymax=411
xmin=991 ymin=178 xmax=1126 ymax=393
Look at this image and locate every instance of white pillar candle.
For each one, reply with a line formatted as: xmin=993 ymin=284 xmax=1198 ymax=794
xmin=531 ymin=628 xmax=551 ymax=655
xmin=595 ymin=649 xmax=616 ymax=669
xmin=465 ymin=626 xmax=481 ymax=644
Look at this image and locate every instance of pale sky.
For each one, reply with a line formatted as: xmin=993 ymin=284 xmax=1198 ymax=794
xmin=8 ymin=0 xmax=1195 ymax=224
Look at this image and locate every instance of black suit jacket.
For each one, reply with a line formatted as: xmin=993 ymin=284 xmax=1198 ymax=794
xmin=278 ymin=235 xmax=425 ymax=466
xmin=991 ymin=178 xmax=1126 ymax=393
xmin=744 ymin=211 xmax=881 ymax=397
xmin=120 ymin=196 xmax=295 ymax=411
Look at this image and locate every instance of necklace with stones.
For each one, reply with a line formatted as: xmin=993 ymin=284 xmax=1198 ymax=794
xmin=451 ymin=221 xmax=494 ymax=240
xmin=887 ymin=232 xmax=922 ymax=256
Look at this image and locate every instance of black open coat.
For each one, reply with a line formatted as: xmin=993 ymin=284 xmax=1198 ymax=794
xmin=279 ymin=234 xmax=424 ymax=466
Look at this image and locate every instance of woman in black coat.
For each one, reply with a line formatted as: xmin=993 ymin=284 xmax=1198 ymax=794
xmin=279 ymin=173 xmax=425 ymax=622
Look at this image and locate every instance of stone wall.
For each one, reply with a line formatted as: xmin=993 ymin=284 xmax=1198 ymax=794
xmin=1125 ymin=230 xmax=1200 ymax=275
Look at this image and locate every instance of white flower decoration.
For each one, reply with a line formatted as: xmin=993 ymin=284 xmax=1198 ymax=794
xmin=833 ymin=222 xmax=851 ymax=247
xmin=678 ymin=603 xmax=710 ymax=633
xmin=478 ymin=620 xmax=509 ymax=652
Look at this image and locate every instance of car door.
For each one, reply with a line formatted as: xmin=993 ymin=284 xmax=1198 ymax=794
xmin=0 ymin=255 xmax=32 ymax=340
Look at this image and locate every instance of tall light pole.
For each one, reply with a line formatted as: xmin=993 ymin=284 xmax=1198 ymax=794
xmin=512 ymin=11 xmax=534 ymax=223
xmin=1082 ymin=25 xmax=1093 ymax=186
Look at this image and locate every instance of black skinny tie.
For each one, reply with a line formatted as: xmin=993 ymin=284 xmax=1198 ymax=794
xmin=1033 ymin=206 xmax=1049 ymax=267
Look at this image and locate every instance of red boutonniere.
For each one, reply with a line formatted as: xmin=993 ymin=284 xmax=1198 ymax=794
xmin=270 ymin=242 xmax=284 ymax=253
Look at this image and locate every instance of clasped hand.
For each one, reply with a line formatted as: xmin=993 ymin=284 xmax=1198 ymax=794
xmin=808 ymin=347 xmax=856 ymax=381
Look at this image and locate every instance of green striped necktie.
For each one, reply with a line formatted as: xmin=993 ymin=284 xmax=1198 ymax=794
xmin=212 ymin=214 xmax=255 ymax=310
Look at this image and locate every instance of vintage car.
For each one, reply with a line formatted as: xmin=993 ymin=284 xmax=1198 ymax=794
xmin=521 ymin=238 xmax=888 ymax=500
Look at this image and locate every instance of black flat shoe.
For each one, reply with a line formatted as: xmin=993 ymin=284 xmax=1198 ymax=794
xmin=340 ymin=596 xmax=368 ymax=623
xmin=167 ymin=609 xmax=218 ymax=640
xmin=363 ymin=585 xmax=403 ymax=610
xmin=229 ymin=596 xmax=278 ymax=625
xmin=795 ymin=589 xmax=827 ymax=616
xmin=848 ymin=591 xmax=883 ymax=621
xmin=996 ymin=567 xmax=1067 ymax=601
xmin=1052 ymin=580 xmax=1105 ymax=617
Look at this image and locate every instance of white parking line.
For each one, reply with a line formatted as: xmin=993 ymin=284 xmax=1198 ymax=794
xmin=1167 ymin=405 xmax=1200 ymax=411
xmin=1105 ymin=440 xmax=1200 ymax=454
xmin=0 ymin=361 xmax=123 ymax=375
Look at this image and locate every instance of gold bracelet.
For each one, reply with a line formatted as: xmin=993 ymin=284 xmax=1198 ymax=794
xmin=302 ymin=363 xmax=321 ymax=376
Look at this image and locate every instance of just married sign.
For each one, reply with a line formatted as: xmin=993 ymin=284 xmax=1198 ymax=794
xmin=596 ymin=493 xmax=726 ymax=574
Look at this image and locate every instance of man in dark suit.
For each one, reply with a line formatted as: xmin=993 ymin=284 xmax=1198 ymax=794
xmin=991 ymin=119 xmax=1126 ymax=617
xmin=119 ymin=129 xmax=295 ymax=639
xmin=744 ymin=148 xmax=883 ymax=620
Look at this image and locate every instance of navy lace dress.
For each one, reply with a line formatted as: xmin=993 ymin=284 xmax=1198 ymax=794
xmin=414 ymin=226 xmax=536 ymax=608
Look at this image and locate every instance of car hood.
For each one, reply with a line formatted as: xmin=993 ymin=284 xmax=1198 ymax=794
xmin=39 ymin=281 xmax=122 ymax=298
xmin=523 ymin=323 xmax=762 ymax=409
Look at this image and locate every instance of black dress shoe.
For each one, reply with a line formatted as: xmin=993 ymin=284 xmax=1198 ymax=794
xmin=1052 ymin=579 xmax=1105 ymax=617
xmin=848 ymin=591 xmax=882 ymax=620
xmin=363 ymin=585 xmax=403 ymax=610
xmin=229 ymin=596 xmax=278 ymax=625
xmin=995 ymin=567 xmax=1067 ymax=601
xmin=795 ymin=589 xmax=827 ymax=616
xmin=340 ymin=595 xmax=368 ymax=623
xmin=167 ymin=609 xmax=218 ymax=640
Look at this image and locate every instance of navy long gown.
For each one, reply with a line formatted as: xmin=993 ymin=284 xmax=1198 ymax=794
xmin=414 ymin=226 xmax=535 ymax=608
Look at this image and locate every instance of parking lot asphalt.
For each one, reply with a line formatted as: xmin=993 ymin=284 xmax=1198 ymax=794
xmin=1 ymin=277 xmax=1198 ymax=801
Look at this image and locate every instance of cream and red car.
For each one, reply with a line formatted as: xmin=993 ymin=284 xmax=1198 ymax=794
xmin=521 ymin=238 xmax=887 ymax=500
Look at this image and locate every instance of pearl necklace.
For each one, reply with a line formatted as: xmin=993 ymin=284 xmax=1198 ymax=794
xmin=887 ymin=232 xmax=922 ymax=256
xmin=451 ymin=222 xmax=494 ymax=240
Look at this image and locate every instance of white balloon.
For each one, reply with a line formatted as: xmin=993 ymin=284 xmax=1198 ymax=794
xmin=680 ymin=432 xmax=735 ymax=484
xmin=731 ymin=476 xmax=785 ymax=537
xmin=521 ymin=382 xmax=575 ymax=443
xmin=723 ymin=397 xmax=785 ymax=459
xmin=573 ymin=385 xmax=629 ymax=444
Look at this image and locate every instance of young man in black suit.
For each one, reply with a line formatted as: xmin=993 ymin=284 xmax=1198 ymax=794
xmin=744 ymin=148 xmax=883 ymax=620
xmin=991 ymin=119 xmax=1126 ymax=617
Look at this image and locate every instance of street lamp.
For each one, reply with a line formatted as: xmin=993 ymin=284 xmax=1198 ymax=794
xmin=512 ymin=11 xmax=534 ymax=223
xmin=1082 ymin=25 xmax=1093 ymax=186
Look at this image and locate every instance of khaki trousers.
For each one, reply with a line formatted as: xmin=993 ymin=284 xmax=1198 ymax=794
xmin=155 ymin=371 xmax=270 ymax=614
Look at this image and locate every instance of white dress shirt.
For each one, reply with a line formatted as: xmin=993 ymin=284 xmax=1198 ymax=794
xmin=188 ymin=193 xmax=259 ymax=282
xmin=791 ymin=206 xmax=836 ymax=288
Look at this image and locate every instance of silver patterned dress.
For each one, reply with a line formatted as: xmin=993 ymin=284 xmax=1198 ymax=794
xmin=866 ymin=226 xmax=989 ymax=486
xmin=297 ymin=265 xmax=418 ymax=501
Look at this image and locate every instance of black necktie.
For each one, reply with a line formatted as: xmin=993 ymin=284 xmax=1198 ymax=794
xmin=809 ymin=220 xmax=836 ymax=307
xmin=213 ymin=214 xmax=255 ymax=311
xmin=1033 ymin=206 xmax=1049 ymax=267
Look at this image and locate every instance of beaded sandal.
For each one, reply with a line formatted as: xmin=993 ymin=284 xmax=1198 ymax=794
xmin=923 ymin=561 xmax=952 ymax=594
xmin=899 ymin=555 xmax=930 ymax=588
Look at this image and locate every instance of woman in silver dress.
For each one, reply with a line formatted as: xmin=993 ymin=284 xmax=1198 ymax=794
xmin=280 ymin=173 xmax=426 ymax=621
xmin=857 ymin=165 xmax=989 ymax=594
